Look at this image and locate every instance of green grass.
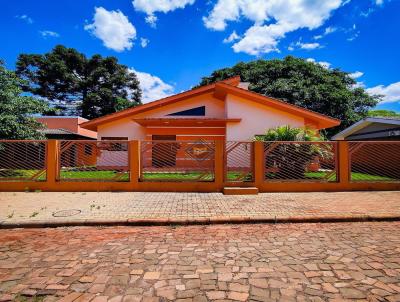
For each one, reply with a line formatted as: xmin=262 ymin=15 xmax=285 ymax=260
xmin=60 ymin=170 xmax=129 ymax=181
xmin=142 ymin=171 xmax=214 ymax=181
xmin=0 ymin=168 xmax=397 ymax=182
xmin=348 ymin=172 xmax=395 ymax=181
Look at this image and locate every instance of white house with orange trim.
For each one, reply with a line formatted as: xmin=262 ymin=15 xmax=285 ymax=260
xmin=80 ymin=76 xmax=340 ymax=142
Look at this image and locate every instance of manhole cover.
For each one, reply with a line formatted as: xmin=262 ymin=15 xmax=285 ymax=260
xmin=52 ymin=209 xmax=81 ymax=217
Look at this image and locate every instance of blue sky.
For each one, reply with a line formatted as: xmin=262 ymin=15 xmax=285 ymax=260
xmin=2 ymin=0 xmax=400 ymax=111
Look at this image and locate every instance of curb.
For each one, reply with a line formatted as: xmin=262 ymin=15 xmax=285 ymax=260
xmin=1 ymin=215 xmax=400 ymax=229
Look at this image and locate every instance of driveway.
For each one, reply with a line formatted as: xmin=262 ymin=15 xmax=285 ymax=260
xmin=0 ymin=222 xmax=400 ymax=301
xmin=0 ymin=191 xmax=400 ymax=227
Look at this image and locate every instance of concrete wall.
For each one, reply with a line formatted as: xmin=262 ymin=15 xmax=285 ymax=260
xmin=225 ymin=94 xmax=305 ymax=141
xmin=97 ymin=118 xmax=146 ymax=141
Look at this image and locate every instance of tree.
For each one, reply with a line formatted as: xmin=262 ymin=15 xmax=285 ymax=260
xmin=16 ymin=45 xmax=142 ymax=119
xmin=254 ymin=125 xmax=322 ymax=142
xmin=197 ymin=56 xmax=380 ymax=136
xmin=368 ymin=109 xmax=400 ymax=118
xmin=255 ymin=126 xmax=332 ymax=179
xmin=0 ymin=61 xmax=47 ymax=139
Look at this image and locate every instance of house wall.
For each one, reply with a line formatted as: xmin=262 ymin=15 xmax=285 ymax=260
xmin=135 ymin=93 xmax=225 ymax=119
xmin=37 ymin=117 xmax=79 ymax=133
xmin=97 ymin=118 xmax=146 ymax=140
xmin=225 ymin=94 xmax=305 ymax=141
xmin=97 ymin=94 xmax=226 ymax=141
xmin=96 ymin=93 xmax=309 ymax=142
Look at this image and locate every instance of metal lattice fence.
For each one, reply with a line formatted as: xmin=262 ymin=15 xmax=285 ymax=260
xmin=0 ymin=141 xmax=47 ymax=181
xmin=225 ymin=141 xmax=253 ymax=182
xmin=263 ymin=141 xmax=338 ymax=182
xmin=58 ymin=140 xmax=130 ymax=182
xmin=140 ymin=140 xmax=215 ymax=182
xmin=349 ymin=141 xmax=400 ymax=182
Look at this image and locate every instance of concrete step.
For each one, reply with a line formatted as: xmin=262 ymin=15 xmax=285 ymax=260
xmin=223 ymin=187 xmax=259 ymax=195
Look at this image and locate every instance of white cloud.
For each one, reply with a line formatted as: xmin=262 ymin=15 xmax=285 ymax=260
xmin=318 ymin=61 xmax=331 ymax=69
xmin=40 ymin=30 xmax=60 ymax=38
xmin=324 ymin=26 xmax=337 ymax=35
xmin=84 ymin=7 xmax=136 ymax=52
xmin=15 ymin=14 xmax=33 ymax=24
xmin=140 ymin=38 xmax=149 ymax=48
xmin=132 ymin=0 xmax=195 ymax=26
xmin=145 ymin=15 xmax=158 ymax=27
xmin=223 ymin=31 xmax=240 ymax=43
xmin=297 ymin=42 xmax=322 ymax=50
xmin=314 ymin=26 xmax=337 ymax=40
xmin=376 ymin=0 xmax=384 ymax=5
xmin=203 ymin=0 xmax=342 ymax=55
xmin=349 ymin=71 xmax=364 ymax=79
xmin=306 ymin=58 xmax=331 ymax=69
xmin=131 ymin=69 xmax=175 ymax=103
xmin=367 ymin=82 xmax=400 ymax=104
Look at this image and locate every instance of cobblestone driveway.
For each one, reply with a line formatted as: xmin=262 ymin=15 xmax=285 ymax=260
xmin=1 ymin=191 xmax=400 ymax=226
xmin=1 ymin=222 xmax=400 ymax=301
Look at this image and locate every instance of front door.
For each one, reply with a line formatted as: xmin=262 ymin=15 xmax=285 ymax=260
xmin=152 ymin=135 xmax=177 ymax=167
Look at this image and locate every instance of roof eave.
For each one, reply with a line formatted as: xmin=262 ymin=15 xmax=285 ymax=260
xmin=215 ymin=83 xmax=340 ymax=130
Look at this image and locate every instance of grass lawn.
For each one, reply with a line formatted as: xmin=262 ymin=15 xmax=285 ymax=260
xmin=142 ymin=171 xmax=214 ymax=181
xmin=0 ymin=168 xmax=397 ymax=182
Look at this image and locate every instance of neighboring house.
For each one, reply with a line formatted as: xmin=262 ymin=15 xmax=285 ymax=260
xmin=36 ymin=116 xmax=98 ymax=168
xmin=80 ymin=76 xmax=340 ymax=142
xmin=36 ymin=116 xmax=97 ymax=140
xmin=332 ymin=117 xmax=400 ymax=141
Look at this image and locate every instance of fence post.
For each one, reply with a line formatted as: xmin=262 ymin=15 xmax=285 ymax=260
xmin=254 ymin=141 xmax=264 ymax=188
xmin=46 ymin=140 xmax=59 ymax=185
xmin=214 ymin=140 xmax=224 ymax=189
xmin=129 ymin=140 xmax=140 ymax=190
xmin=338 ymin=141 xmax=350 ymax=186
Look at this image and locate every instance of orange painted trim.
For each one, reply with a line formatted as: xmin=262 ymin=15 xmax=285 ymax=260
xmin=80 ymin=76 xmax=241 ymax=131
xmin=215 ymin=83 xmax=340 ymax=129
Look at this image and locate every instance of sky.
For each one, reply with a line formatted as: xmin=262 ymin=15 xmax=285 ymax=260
xmin=2 ymin=0 xmax=400 ymax=111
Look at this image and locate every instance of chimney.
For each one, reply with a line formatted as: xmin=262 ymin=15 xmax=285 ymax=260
xmin=237 ymin=82 xmax=250 ymax=90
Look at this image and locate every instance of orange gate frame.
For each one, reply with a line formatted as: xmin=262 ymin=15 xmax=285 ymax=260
xmin=0 ymin=140 xmax=400 ymax=192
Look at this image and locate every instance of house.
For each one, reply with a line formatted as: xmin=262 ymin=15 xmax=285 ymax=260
xmin=332 ymin=117 xmax=400 ymax=141
xmin=36 ymin=116 xmax=97 ymax=140
xmin=80 ymin=76 xmax=340 ymax=142
xmin=36 ymin=116 xmax=98 ymax=168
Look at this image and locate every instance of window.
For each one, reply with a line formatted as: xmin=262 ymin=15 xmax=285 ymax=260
xmin=101 ymin=137 xmax=128 ymax=151
xmin=167 ymin=106 xmax=205 ymax=116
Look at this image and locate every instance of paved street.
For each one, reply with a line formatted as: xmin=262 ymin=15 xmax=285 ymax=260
xmin=0 ymin=222 xmax=400 ymax=301
xmin=1 ymin=191 xmax=400 ymax=226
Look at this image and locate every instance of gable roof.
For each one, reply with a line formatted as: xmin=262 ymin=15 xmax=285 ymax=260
xmin=80 ymin=76 xmax=340 ymax=131
xmin=332 ymin=117 xmax=400 ymax=140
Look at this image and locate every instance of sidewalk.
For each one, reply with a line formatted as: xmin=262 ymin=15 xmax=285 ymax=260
xmin=0 ymin=191 xmax=399 ymax=228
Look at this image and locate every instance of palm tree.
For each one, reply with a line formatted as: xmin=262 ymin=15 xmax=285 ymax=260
xmin=255 ymin=126 xmax=332 ymax=179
